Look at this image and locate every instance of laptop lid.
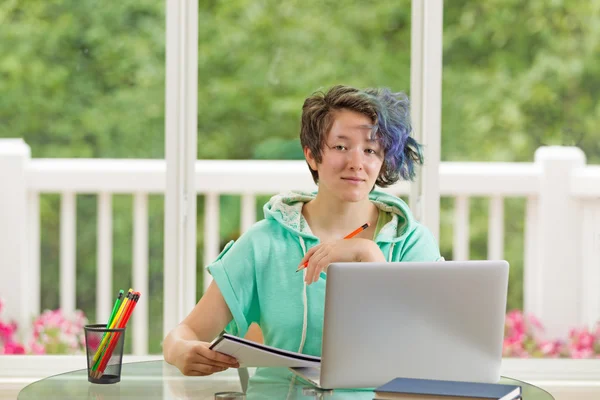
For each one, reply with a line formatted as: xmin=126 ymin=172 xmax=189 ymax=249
xmin=319 ymin=260 xmax=509 ymax=389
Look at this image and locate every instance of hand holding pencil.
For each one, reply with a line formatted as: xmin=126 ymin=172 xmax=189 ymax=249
xmin=297 ymin=222 xmax=372 ymax=285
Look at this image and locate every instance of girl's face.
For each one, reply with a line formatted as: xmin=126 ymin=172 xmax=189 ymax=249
xmin=305 ymin=109 xmax=384 ymax=202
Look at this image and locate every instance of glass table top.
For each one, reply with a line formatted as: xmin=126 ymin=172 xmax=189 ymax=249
xmin=18 ymin=360 xmax=555 ymax=399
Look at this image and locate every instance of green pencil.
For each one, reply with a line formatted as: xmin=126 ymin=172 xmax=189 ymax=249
xmin=107 ymin=290 xmax=125 ymax=327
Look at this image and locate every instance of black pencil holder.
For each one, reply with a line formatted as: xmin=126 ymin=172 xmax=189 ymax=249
xmin=84 ymin=324 xmax=126 ymax=384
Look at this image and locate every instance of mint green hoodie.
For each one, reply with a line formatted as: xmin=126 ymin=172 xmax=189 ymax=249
xmin=206 ymin=190 xmax=441 ymax=357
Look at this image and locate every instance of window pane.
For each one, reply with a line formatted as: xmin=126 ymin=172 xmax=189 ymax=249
xmin=0 ymin=1 xmax=165 ymax=354
xmin=443 ymin=1 xmax=600 ymax=358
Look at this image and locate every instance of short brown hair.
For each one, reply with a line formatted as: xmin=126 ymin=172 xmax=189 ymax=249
xmin=300 ymin=85 xmax=423 ymax=188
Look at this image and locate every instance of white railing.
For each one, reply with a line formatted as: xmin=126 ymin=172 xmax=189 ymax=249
xmin=1 ymin=139 xmax=600 ymax=356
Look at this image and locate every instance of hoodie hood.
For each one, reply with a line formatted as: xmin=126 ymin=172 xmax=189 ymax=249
xmin=263 ymin=190 xmax=414 ymax=244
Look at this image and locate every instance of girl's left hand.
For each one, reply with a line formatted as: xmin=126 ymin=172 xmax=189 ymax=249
xmin=298 ymin=238 xmax=384 ymax=285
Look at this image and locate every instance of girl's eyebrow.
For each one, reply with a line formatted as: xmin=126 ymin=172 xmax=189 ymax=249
xmin=333 ymin=135 xmax=380 ymax=144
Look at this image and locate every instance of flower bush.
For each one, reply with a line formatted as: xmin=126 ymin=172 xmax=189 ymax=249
xmin=565 ymin=324 xmax=600 ymax=359
xmin=0 ymin=297 xmax=26 ymax=354
xmin=503 ymin=309 xmax=600 ymax=358
xmin=28 ymin=309 xmax=88 ymax=355
xmin=0 ymin=297 xmax=87 ymax=355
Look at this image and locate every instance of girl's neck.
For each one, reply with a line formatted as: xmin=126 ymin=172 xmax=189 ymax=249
xmin=302 ymin=191 xmax=378 ymax=240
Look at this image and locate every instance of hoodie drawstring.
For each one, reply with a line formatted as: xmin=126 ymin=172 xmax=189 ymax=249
xmin=297 ymin=236 xmax=309 ymax=354
xmin=286 ymin=236 xmax=309 ymax=399
xmin=388 ymin=242 xmax=395 ymax=262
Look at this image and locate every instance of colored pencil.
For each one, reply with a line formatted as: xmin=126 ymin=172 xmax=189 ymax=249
xmin=92 ymin=289 xmax=132 ymax=365
xmin=95 ymin=292 xmax=141 ymax=378
xmin=107 ymin=290 xmax=125 ymax=327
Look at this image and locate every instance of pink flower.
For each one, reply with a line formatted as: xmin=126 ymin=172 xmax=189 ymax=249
xmin=28 ymin=340 xmax=46 ymax=355
xmin=579 ymin=332 xmax=595 ymax=349
xmin=505 ymin=310 xmax=525 ymax=334
xmin=538 ymin=340 xmax=563 ymax=358
xmin=569 ymin=348 xmax=594 ymax=359
xmin=564 ymin=327 xmax=598 ymax=358
xmin=0 ymin=322 xmax=15 ymax=339
xmin=504 ymin=332 xmax=525 ymax=345
xmin=2 ymin=341 xmax=25 ymax=355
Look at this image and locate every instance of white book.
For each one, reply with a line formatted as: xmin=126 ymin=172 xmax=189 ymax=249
xmin=209 ymin=333 xmax=321 ymax=368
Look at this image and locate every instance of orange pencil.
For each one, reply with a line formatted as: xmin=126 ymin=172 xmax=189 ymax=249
xmin=296 ymin=222 xmax=370 ymax=272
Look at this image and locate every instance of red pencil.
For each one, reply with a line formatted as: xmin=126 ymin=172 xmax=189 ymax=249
xmin=296 ymin=222 xmax=370 ymax=272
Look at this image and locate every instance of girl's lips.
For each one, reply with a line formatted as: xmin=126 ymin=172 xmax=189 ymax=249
xmin=341 ymin=177 xmax=365 ymax=183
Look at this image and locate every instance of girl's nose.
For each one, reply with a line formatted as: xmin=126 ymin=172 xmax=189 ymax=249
xmin=347 ymin=149 xmax=364 ymax=170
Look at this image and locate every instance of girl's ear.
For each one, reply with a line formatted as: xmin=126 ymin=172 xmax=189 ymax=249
xmin=304 ymin=147 xmax=318 ymax=171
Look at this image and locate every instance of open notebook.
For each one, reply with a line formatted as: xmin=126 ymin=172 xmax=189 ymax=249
xmin=209 ymin=333 xmax=321 ymax=368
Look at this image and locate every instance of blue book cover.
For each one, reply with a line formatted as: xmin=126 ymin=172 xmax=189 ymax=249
xmin=374 ymin=377 xmax=521 ymax=400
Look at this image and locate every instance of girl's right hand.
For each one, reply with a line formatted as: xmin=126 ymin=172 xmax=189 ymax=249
xmin=173 ymin=340 xmax=240 ymax=376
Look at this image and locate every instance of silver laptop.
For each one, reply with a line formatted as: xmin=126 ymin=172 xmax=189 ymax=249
xmin=291 ymin=260 xmax=509 ymax=389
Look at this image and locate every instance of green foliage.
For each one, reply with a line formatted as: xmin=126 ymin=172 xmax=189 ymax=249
xmin=1 ymin=0 xmax=599 ymax=353
xmin=195 ymin=0 xmax=413 ymax=160
xmin=442 ymin=0 xmax=600 ymax=162
xmin=0 ymin=1 xmax=165 ymax=158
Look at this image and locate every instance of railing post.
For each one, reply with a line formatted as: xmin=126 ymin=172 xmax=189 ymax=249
xmin=580 ymin=200 xmax=600 ymax=329
xmin=0 ymin=139 xmax=32 ymax=338
xmin=527 ymin=146 xmax=586 ymax=339
xmin=163 ymin=0 xmax=199 ymax=339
